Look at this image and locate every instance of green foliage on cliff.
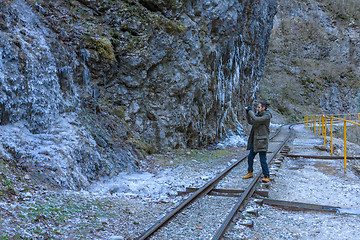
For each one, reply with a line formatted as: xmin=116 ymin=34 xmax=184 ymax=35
xmin=0 ymin=159 xmax=15 ymax=200
xmin=96 ymin=37 xmax=116 ymax=62
xmin=28 ymin=0 xmax=185 ymax=59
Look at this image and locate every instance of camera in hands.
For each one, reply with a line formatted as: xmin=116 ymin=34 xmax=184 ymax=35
xmin=244 ymin=106 xmax=252 ymax=111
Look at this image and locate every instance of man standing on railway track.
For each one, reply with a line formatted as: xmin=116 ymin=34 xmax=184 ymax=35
xmin=243 ymin=102 xmax=272 ymax=183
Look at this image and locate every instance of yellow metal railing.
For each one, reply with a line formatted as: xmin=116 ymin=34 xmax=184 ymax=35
xmin=304 ymin=113 xmax=360 ymax=173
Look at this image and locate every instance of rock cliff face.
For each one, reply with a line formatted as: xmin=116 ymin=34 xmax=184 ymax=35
xmin=0 ymin=0 xmax=277 ymax=189
xmin=259 ymin=0 xmax=360 ymax=120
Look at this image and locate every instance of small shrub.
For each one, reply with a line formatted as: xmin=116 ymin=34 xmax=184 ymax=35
xmin=319 ymin=0 xmax=360 ymax=24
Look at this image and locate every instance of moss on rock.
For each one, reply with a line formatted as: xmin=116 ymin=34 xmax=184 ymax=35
xmin=96 ymin=37 xmax=116 ymax=62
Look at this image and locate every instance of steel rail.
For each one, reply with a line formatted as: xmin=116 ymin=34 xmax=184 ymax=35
xmin=270 ymin=126 xmax=281 ymax=140
xmin=136 ymin=153 xmax=248 ymax=240
xmin=136 ymin=126 xmax=284 ymax=240
xmin=212 ymin=125 xmax=294 ymax=240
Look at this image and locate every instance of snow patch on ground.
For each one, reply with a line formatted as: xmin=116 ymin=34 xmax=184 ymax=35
xmin=88 ymin=165 xmax=219 ymax=203
xmin=273 ymin=164 xmax=360 ymax=209
xmin=216 ymin=135 xmax=247 ymax=149
xmin=89 ymin=171 xmax=179 ymax=202
xmin=270 ymin=123 xmax=282 ymax=129
xmin=228 ymin=124 xmax=360 ymax=240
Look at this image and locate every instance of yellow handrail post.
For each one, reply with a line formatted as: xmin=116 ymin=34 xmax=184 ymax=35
xmin=312 ymin=115 xmax=314 ymax=131
xmin=331 ymin=116 xmax=333 ymax=155
xmin=320 ymin=115 xmax=323 ymax=135
xmin=323 ymin=116 xmax=327 ymax=147
xmin=306 ymin=116 xmax=308 ymax=128
xmin=313 ymin=116 xmax=316 ymax=133
xmin=344 ymin=120 xmax=347 ymax=173
xmin=318 ymin=116 xmax=321 ymax=135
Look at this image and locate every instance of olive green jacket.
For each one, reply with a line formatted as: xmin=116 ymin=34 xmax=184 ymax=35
xmin=246 ymin=109 xmax=272 ymax=152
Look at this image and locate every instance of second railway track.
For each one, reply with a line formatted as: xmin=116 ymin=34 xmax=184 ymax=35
xmin=137 ymin=124 xmax=294 ymax=239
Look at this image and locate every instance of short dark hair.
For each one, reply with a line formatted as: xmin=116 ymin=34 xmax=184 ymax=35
xmin=259 ymin=101 xmax=270 ymax=110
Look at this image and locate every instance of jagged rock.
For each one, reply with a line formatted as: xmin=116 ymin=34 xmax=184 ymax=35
xmin=314 ymin=145 xmax=328 ymax=151
xmin=259 ymin=0 xmax=360 ymax=120
xmin=0 ymin=0 xmax=277 ymax=189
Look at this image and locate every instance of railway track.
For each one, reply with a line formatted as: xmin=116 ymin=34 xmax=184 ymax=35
xmin=137 ymin=124 xmax=294 ymax=239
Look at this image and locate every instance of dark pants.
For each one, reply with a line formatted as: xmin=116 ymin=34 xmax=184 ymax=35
xmin=247 ymin=143 xmax=270 ymax=177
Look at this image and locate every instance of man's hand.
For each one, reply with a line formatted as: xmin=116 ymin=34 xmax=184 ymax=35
xmin=245 ymin=106 xmax=252 ymax=112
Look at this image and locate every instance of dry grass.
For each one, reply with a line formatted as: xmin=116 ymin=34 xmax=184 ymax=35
xmin=261 ymin=0 xmax=360 ymax=122
xmin=319 ymin=0 xmax=360 ymax=24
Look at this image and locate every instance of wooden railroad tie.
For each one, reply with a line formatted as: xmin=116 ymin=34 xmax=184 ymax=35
xmin=178 ymin=187 xmax=269 ymax=198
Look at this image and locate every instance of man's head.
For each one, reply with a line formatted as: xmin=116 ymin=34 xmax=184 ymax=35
xmin=257 ymin=102 xmax=269 ymax=112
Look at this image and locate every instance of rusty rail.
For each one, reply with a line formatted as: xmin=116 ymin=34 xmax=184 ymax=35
xmin=136 ymin=154 xmax=248 ymax=240
xmin=136 ymin=126 xmax=287 ymax=240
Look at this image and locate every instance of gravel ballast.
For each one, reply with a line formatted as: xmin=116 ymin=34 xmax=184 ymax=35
xmin=1 ymin=124 xmax=360 ymax=239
